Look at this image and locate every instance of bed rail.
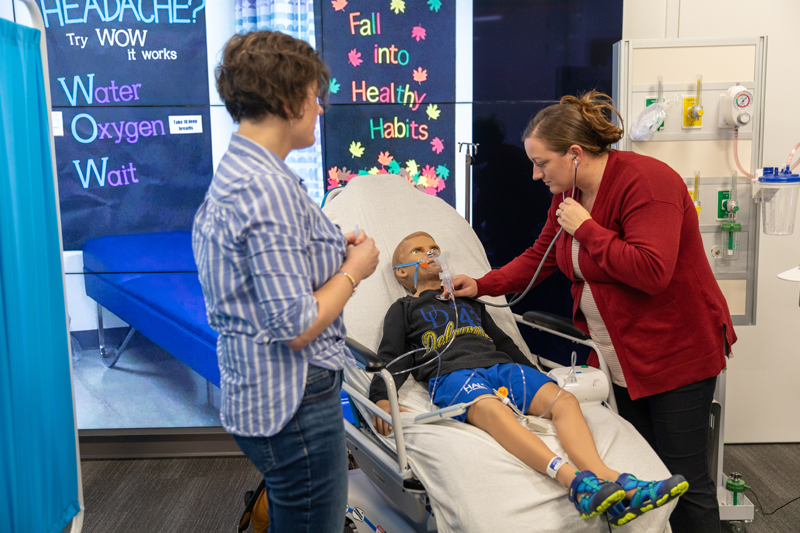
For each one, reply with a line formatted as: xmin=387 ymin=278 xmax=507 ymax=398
xmin=515 ymin=312 xmax=618 ymax=413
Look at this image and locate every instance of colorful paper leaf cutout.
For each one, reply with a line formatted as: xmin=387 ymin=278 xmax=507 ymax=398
xmin=405 ymin=159 xmax=419 ymax=177
xmin=378 ymin=168 xmax=388 ymax=174
xmin=328 ymin=166 xmax=339 ymax=180
xmin=425 ymin=103 xmax=441 ymax=120
xmin=368 ymin=167 xmax=380 ymax=175
xmin=430 ymin=137 xmax=444 ymax=154
xmin=411 ymin=25 xmax=426 ymax=42
xmin=436 ymin=165 xmax=450 ymax=179
xmin=387 ymin=160 xmax=402 ymax=174
xmin=357 ymin=169 xmax=370 ymax=175
xmin=331 ymin=0 xmax=347 ymax=11
xmin=348 ymin=49 xmax=363 ymax=67
xmin=421 ymin=165 xmax=437 ymax=179
xmin=349 ymin=141 xmax=365 ymax=158
xmin=377 ymin=151 xmax=393 ymax=166
xmin=428 ymin=0 xmax=442 ymax=12
xmin=390 ymin=0 xmax=406 ymax=14
xmin=412 ymin=67 xmax=428 ymax=84
xmin=329 ymin=78 xmax=340 ymax=94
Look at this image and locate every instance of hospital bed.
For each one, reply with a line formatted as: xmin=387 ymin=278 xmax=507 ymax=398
xmin=323 ymin=175 xmax=676 ymax=533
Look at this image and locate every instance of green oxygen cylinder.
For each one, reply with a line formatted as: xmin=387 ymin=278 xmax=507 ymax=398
xmin=725 ymin=472 xmax=749 ymax=506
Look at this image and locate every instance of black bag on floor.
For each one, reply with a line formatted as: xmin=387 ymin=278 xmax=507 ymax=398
xmin=238 ymin=479 xmax=269 ymax=533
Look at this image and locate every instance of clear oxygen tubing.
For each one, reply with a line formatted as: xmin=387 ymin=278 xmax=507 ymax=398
xmin=786 ymin=141 xmax=800 ymax=171
xmin=535 ymin=351 xmax=577 ymax=419
xmin=493 ymin=351 xmax=577 ymax=422
xmin=478 ymin=159 xmax=578 ymax=309
xmin=733 ymin=127 xmax=755 ymax=179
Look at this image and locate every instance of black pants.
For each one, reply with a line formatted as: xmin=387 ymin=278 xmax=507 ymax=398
xmin=613 ymin=377 xmax=720 ymax=533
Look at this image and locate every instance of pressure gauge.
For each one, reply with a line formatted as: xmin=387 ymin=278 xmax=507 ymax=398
xmin=720 ymin=85 xmax=755 ymax=128
xmin=734 ymin=92 xmax=752 ymax=109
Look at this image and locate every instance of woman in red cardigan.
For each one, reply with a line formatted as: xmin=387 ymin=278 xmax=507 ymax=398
xmin=451 ymin=91 xmax=735 ymax=533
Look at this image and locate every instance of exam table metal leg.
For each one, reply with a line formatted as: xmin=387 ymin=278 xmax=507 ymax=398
xmin=97 ymin=302 xmax=135 ymax=368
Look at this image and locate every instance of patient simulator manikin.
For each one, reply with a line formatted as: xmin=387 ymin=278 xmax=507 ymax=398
xmin=368 ymin=232 xmax=689 ymax=528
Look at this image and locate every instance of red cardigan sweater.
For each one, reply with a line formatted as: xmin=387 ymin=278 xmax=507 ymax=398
xmin=477 ymin=150 xmax=735 ymax=400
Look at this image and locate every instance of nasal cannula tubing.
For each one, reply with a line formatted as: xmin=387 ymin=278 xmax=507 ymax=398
xmin=478 ymin=159 xmax=578 ymax=309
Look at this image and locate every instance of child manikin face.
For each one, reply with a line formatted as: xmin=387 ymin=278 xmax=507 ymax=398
xmin=399 ymin=234 xmax=441 ymax=266
xmin=396 ymin=234 xmax=443 ymax=286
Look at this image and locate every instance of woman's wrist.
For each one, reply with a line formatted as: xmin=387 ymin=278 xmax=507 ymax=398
xmin=337 ymin=270 xmax=358 ymax=294
xmin=340 ymin=261 xmax=362 ymax=284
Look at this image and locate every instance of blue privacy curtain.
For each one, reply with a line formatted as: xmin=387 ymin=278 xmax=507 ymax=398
xmin=235 ymin=0 xmax=325 ymax=203
xmin=0 ymin=18 xmax=81 ymax=533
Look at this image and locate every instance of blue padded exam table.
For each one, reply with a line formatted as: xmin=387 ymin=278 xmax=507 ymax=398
xmin=82 ymin=231 xmax=353 ymax=421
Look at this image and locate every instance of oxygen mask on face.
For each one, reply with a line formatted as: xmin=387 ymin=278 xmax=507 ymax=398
xmin=418 ymin=249 xmax=443 ymax=274
xmin=430 ymin=250 xmax=455 ymax=300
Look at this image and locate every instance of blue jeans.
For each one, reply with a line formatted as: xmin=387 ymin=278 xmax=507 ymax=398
xmin=234 ymin=365 xmax=348 ymax=533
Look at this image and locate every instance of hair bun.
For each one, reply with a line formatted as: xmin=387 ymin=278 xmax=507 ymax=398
xmin=559 ymin=90 xmax=624 ymax=146
xmin=523 ymin=90 xmax=624 ymax=155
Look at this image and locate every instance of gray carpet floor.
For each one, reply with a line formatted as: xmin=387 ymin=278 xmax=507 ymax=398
xmin=724 ymin=444 xmax=800 ymax=533
xmin=63 ymin=456 xmax=260 ymax=533
xmin=62 ymin=444 xmax=799 ymax=533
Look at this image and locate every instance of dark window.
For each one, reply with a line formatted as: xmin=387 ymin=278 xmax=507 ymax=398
xmin=472 ymin=0 xmax=622 ymax=364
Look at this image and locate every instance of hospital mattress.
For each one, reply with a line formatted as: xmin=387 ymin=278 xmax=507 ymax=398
xmin=82 ymin=231 xmax=354 ymax=420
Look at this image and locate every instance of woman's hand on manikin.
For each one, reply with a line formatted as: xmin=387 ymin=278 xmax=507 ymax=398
xmin=447 ymin=274 xmax=478 ymax=298
xmin=557 ymin=197 xmax=592 ymax=235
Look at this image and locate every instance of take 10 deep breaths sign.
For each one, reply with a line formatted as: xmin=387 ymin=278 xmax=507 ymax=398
xmin=41 ymin=0 xmax=212 ymax=251
xmin=321 ymin=0 xmax=456 ymax=206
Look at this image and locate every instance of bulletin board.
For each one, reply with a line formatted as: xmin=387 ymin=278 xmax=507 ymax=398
xmin=320 ymin=0 xmax=457 ymax=206
xmin=41 ymin=0 xmax=213 ymax=251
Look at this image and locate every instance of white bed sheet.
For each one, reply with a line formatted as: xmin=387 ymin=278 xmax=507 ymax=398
xmin=324 ymin=175 xmax=674 ymax=533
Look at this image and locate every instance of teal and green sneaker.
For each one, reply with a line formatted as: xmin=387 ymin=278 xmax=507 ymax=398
xmin=568 ymin=470 xmax=626 ymax=519
xmin=607 ymin=473 xmax=689 ymax=528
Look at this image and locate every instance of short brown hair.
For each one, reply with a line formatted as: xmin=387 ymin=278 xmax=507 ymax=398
xmin=216 ymin=31 xmax=330 ymax=123
xmin=392 ymin=231 xmax=434 ymax=292
xmin=522 ymin=90 xmax=624 ymax=155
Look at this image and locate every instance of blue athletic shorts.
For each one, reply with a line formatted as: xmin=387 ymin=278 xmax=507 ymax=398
xmin=428 ymin=363 xmax=555 ymax=422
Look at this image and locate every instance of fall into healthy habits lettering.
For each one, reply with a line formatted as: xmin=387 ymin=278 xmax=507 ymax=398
xmin=347 ymin=11 xmax=428 ymax=141
xmin=328 ymin=0 xmax=449 ymax=197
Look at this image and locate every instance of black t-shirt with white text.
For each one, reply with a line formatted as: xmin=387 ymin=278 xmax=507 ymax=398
xmin=368 ymin=290 xmax=533 ymax=403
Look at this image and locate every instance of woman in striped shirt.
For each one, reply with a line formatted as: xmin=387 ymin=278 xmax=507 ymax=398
xmin=193 ymin=31 xmax=379 ymax=533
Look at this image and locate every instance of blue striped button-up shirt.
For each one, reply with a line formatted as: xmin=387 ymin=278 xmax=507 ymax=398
xmin=192 ymin=134 xmax=354 ymax=437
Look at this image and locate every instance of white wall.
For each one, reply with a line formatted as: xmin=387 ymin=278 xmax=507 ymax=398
xmin=623 ymin=0 xmax=800 ymax=443
xmin=0 ymin=0 xmax=14 ymax=22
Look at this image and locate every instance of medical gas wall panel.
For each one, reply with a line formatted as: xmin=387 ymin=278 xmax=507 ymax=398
xmin=613 ymin=37 xmax=768 ymax=325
